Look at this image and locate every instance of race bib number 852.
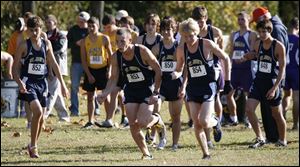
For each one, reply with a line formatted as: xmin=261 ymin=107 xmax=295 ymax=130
xmin=28 ymin=63 xmax=46 ymax=75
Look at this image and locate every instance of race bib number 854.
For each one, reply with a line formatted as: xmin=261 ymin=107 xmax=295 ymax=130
xmin=189 ymin=65 xmax=207 ymax=78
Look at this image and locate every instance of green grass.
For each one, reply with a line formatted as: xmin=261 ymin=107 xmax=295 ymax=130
xmin=1 ymin=99 xmax=299 ymax=166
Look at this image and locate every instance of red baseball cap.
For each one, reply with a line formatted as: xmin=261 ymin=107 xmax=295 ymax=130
xmin=250 ymin=7 xmax=269 ymax=23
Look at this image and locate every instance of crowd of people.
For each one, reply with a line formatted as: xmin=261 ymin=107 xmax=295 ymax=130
xmin=1 ymin=6 xmax=298 ymax=160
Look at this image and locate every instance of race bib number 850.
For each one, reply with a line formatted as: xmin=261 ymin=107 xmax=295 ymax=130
xmin=161 ymin=61 xmax=176 ymax=72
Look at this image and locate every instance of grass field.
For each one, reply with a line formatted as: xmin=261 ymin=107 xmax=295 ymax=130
xmin=1 ymin=95 xmax=299 ymax=166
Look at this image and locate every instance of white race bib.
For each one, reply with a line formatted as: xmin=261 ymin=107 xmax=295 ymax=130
xmin=161 ymin=61 xmax=176 ymax=72
xmin=90 ymin=56 xmax=102 ymax=64
xmin=127 ymin=72 xmax=145 ymax=83
xmin=232 ymin=50 xmax=244 ymax=60
xmin=189 ymin=65 xmax=207 ymax=78
xmin=259 ymin=62 xmax=272 ymax=73
xmin=28 ymin=63 xmax=46 ymax=75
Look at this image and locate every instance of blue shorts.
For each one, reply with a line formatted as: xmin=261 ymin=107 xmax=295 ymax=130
xmin=186 ymin=82 xmax=217 ymax=104
xmin=231 ymin=68 xmax=253 ymax=92
xmin=18 ymin=77 xmax=48 ymax=107
xmin=249 ymin=78 xmax=282 ymax=106
xmin=284 ymin=68 xmax=299 ymax=91
xmin=160 ymin=78 xmax=182 ymax=101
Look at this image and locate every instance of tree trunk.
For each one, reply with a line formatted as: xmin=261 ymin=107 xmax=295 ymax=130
xmin=22 ymin=1 xmax=34 ymax=15
xmin=90 ymin=1 xmax=104 ymax=30
xmin=278 ymin=1 xmax=299 ymax=26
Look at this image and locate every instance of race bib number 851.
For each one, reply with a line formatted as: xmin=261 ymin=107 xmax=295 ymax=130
xmin=127 ymin=72 xmax=145 ymax=83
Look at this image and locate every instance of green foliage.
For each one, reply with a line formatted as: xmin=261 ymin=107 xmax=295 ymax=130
xmin=1 ymin=102 xmax=299 ymax=165
xmin=1 ymin=1 xmax=298 ymax=52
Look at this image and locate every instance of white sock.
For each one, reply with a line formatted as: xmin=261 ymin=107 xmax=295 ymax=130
xmin=230 ymin=116 xmax=238 ymax=122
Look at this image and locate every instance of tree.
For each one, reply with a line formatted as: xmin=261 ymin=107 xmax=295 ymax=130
xmin=90 ymin=1 xmax=105 ymax=30
xmin=278 ymin=1 xmax=299 ymax=26
xmin=22 ymin=1 xmax=35 ymax=15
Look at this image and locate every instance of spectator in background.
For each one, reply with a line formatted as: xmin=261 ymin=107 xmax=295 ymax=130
xmin=67 ymin=11 xmax=90 ymax=116
xmin=80 ymin=17 xmax=113 ymax=128
xmin=119 ymin=16 xmax=139 ymax=43
xmin=115 ymin=10 xmax=129 ymax=26
xmin=1 ymin=51 xmax=13 ymax=79
xmin=7 ymin=17 xmax=25 ymax=57
xmin=116 ymin=10 xmax=139 ymax=34
xmin=227 ymin=11 xmax=257 ymax=128
xmin=282 ymin=17 xmax=299 ymax=130
xmin=44 ymin=14 xmax=70 ymax=122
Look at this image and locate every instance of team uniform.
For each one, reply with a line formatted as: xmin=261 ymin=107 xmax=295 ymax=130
xmin=202 ymin=25 xmax=224 ymax=90
xmin=249 ymin=40 xmax=282 ymax=106
xmin=284 ymin=34 xmax=299 ymax=91
xmin=185 ymin=38 xmax=217 ymax=104
xmin=116 ymin=44 xmax=154 ymax=104
xmin=231 ymin=31 xmax=253 ymax=92
xmin=19 ymin=39 xmax=48 ymax=107
xmin=142 ymin=33 xmax=162 ymax=50
xmin=82 ymin=34 xmax=108 ymax=91
xmin=157 ymin=41 xmax=182 ymax=101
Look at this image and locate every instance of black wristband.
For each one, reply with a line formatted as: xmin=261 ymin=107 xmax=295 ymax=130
xmin=225 ymin=80 xmax=231 ymax=85
xmin=153 ymin=90 xmax=159 ymax=95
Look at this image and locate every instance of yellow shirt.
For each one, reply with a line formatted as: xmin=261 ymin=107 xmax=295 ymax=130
xmin=85 ymin=34 xmax=107 ymax=69
xmin=103 ymin=31 xmax=117 ymax=53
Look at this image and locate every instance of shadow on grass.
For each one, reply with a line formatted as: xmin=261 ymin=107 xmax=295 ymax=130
xmin=42 ymin=144 xmax=141 ymax=155
xmin=1 ymin=156 xmax=139 ymax=165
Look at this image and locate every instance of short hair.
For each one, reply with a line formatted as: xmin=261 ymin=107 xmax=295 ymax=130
xmin=120 ymin=16 xmax=135 ymax=26
xmin=24 ymin=12 xmax=33 ymax=19
xmin=27 ymin=16 xmax=44 ymax=28
xmin=144 ymin=13 xmax=160 ymax=32
xmin=102 ymin=15 xmax=116 ymax=26
xmin=160 ymin=16 xmax=177 ymax=32
xmin=192 ymin=6 xmax=208 ymax=20
xmin=290 ymin=17 xmax=299 ymax=29
xmin=237 ymin=11 xmax=250 ymax=20
xmin=116 ymin=27 xmax=132 ymax=39
xmin=88 ymin=16 xmax=100 ymax=26
xmin=256 ymin=19 xmax=273 ymax=33
xmin=45 ymin=14 xmax=57 ymax=24
xmin=179 ymin=18 xmax=200 ymax=36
